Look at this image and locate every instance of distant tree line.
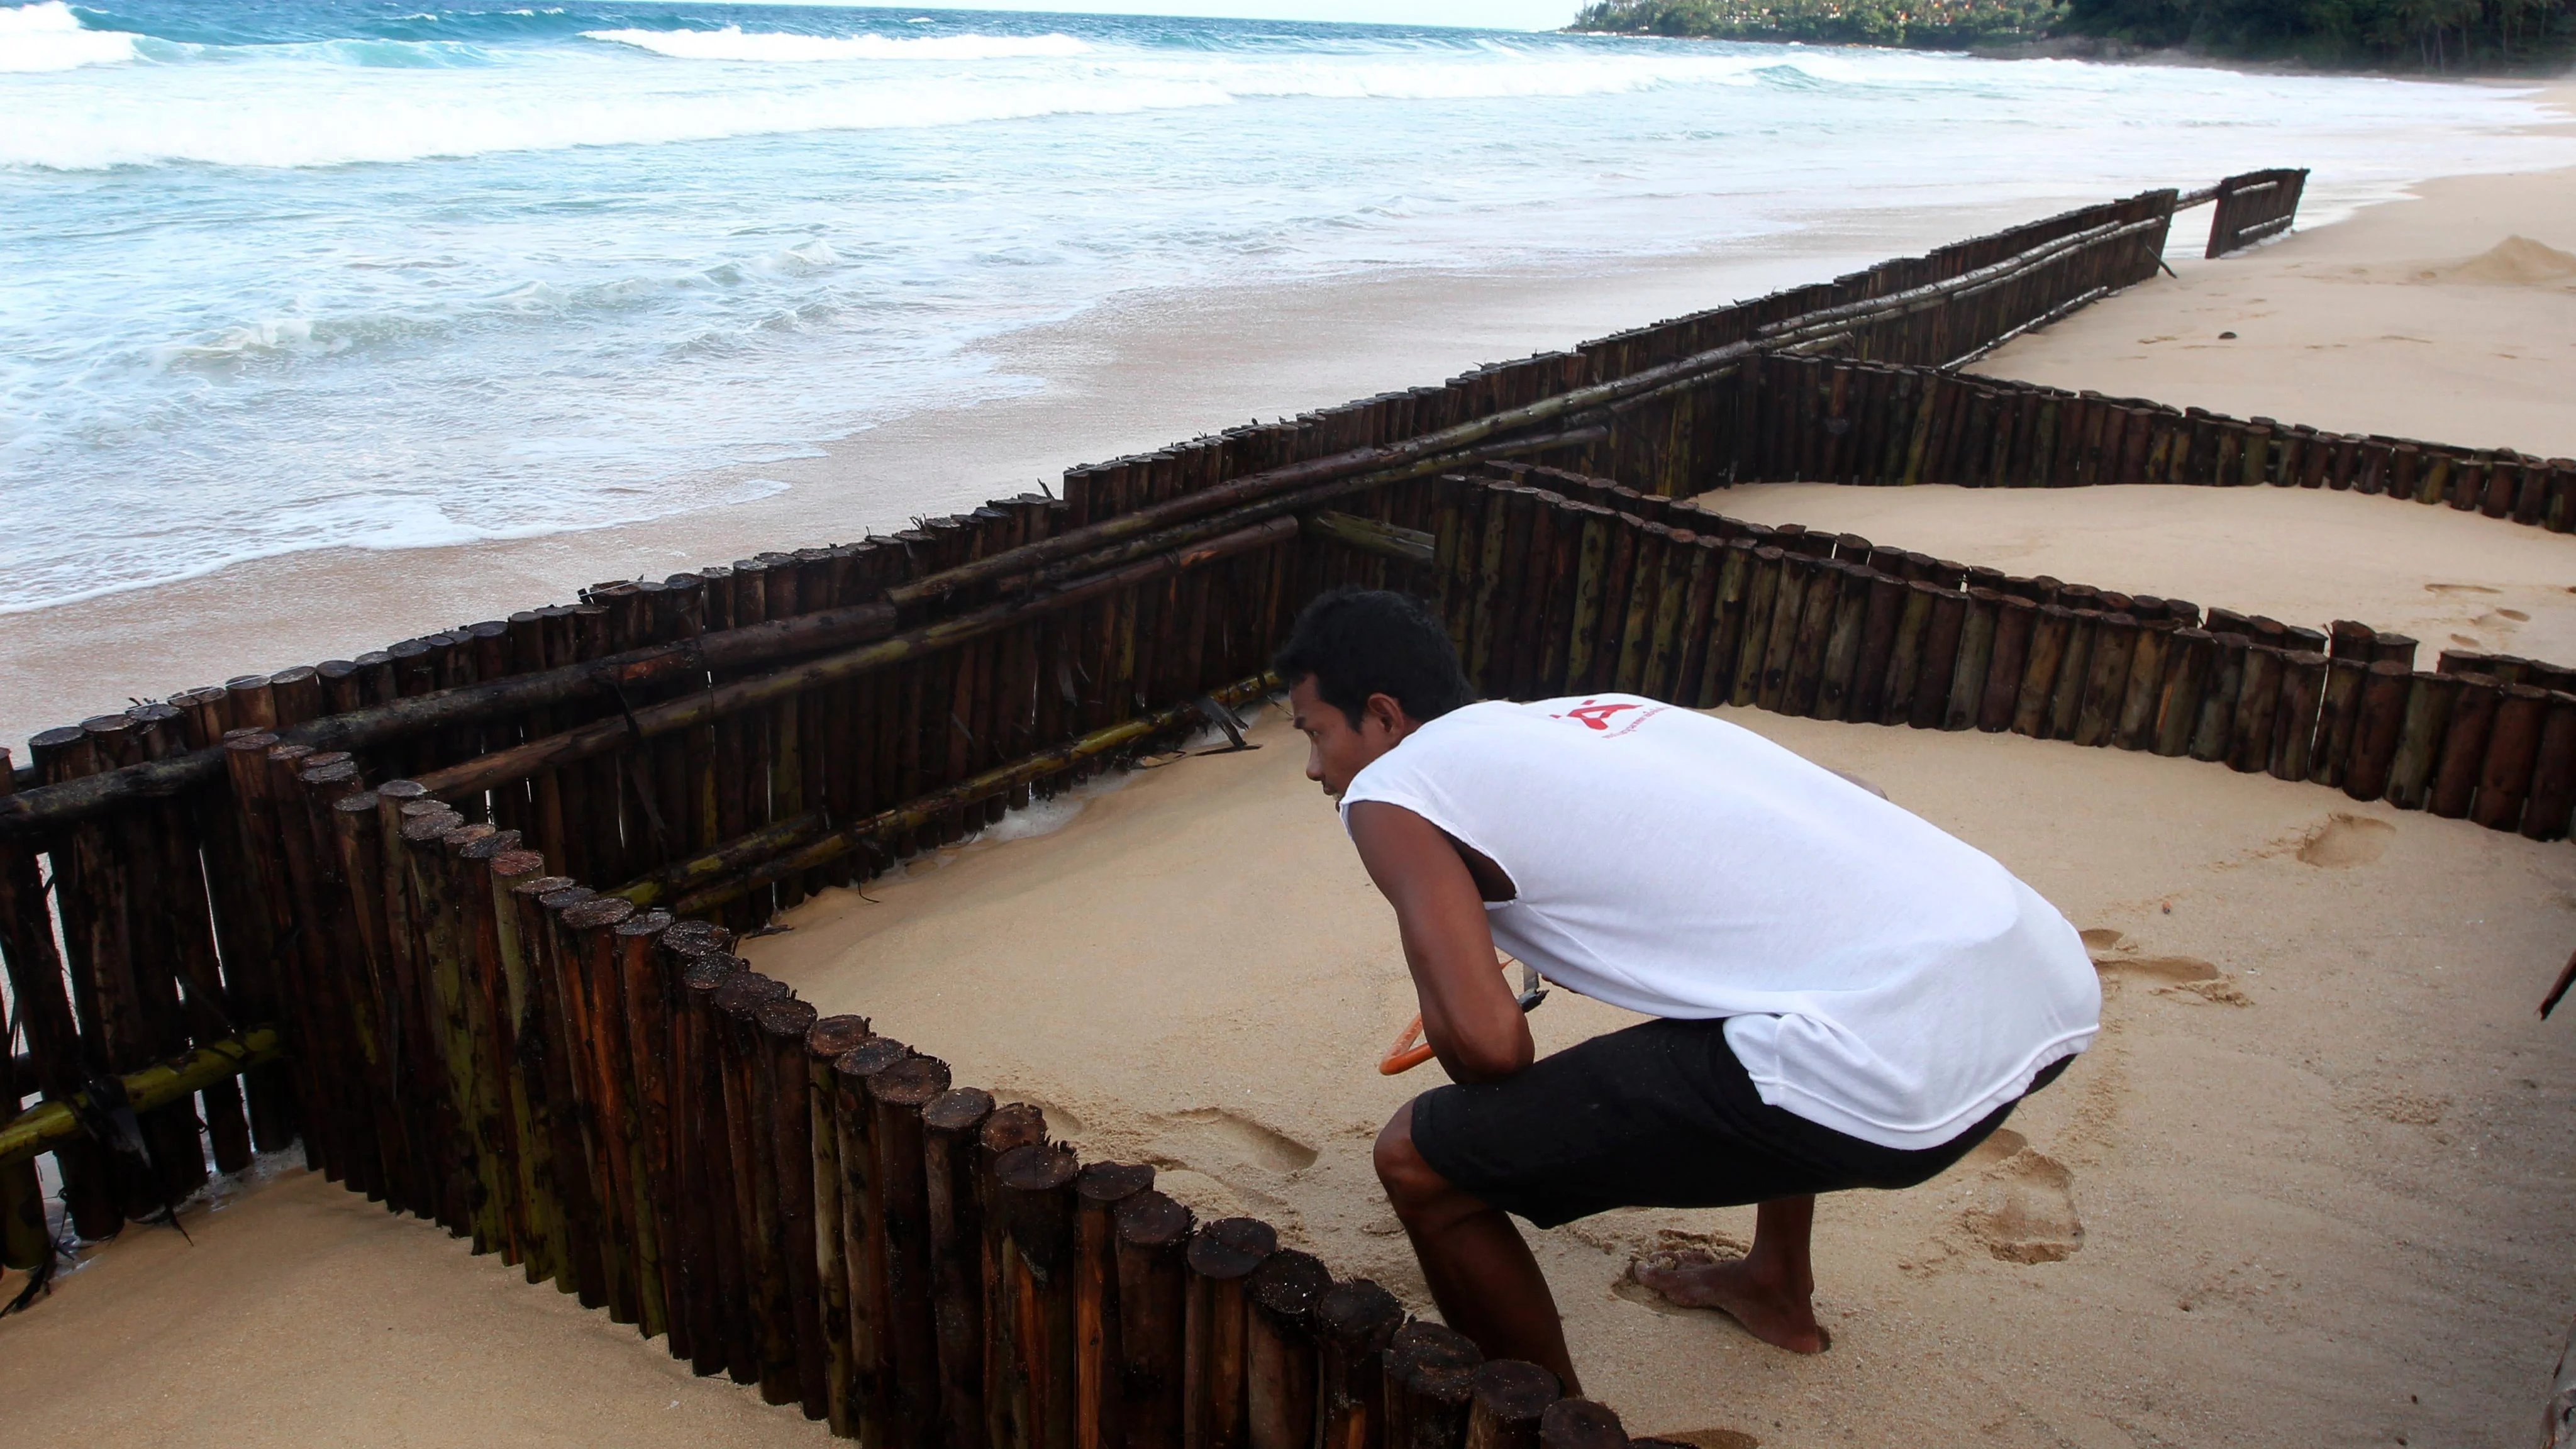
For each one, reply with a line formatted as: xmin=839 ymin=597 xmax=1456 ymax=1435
xmin=1569 ymin=0 xmax=2575 ymax=68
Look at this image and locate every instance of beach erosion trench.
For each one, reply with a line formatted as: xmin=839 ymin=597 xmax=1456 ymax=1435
xmin=3 ymin=168 xmax=2569 ymax=1446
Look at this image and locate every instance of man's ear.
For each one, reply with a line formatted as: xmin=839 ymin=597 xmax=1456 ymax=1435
xmin=1363 ymin=691 xmax=1411 ymax=737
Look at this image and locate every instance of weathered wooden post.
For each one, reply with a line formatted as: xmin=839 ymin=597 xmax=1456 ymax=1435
xmin=1115 ymin=1190 xmax=1195 ymax=1449
xmin=1464 ymin=1361 xmax=1562 ymax=1449
xmin=806 ymin=1014 xmax=875 ymax=1432
xmin=1316 ymin=1279 xmax=1403 ymax=1449
xmin=1246 ymin=1249 xmax=1331 ymax=1449
xmin=1075 ymin=1162 xmax=1157 ymax=1449
xmin=876 ymin=1053 xmax=958 ymax=1441
xmin=759 ymin=995 xmax=829 ymax=1418
xmin=996 ymin=1141 xmax=1082 ymax=1449
xmin=2343 ymin=662 xmax=2416 ymax=802
xmin=1184 ymin=1216 xmax=1278 ymax=1449
xmin=925 ymin=1086 xmax=1000 ymax=1449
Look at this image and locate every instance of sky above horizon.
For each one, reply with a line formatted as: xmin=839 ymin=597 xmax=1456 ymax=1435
xmin=726 ymin=1 xmax=1592 ymax=33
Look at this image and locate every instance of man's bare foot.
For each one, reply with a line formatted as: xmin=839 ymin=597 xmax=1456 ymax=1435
xmin=1630 ymin=1250 xmax=1828 ymax=1354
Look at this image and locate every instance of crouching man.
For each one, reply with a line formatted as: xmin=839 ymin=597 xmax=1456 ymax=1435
xmin=1275 ymin=589 xmax=2100 ymax=1393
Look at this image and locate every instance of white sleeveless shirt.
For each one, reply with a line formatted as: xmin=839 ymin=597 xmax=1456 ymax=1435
xmin=1338 ymin=696 xmax=2099 ymax=1151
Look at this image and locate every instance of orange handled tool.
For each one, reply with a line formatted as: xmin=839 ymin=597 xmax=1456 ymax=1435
xmin=1378 ymin=959 xmax=1548 ymax=1075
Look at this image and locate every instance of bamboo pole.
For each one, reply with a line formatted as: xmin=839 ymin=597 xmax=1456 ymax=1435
xmin=2268 ymin=652 xmax=2330 ymax=782
xmin=2521 ymin=693 xmax=2576 ymax=841
xmin=0 ymin=1027 xmax=283 ymax=1165
xmin=1075 ymin=1162 xmax=1157 ymax=1449
xmin=1978 ymin=594 xmax=2037 ymax=733
xmin=759 ymin=996 xmax=830 ymax=1417
xmin=2112 ymin=620 xmax=2177 ymax=751
xmin=2343 ymin=662 xmax=2416 ymax=802
xmin=860 ymin=1053 xmax=950 ymax=1441
xmin=668 ymin=938 xmax=743 ymax=1360
xmin=1316 ymin=1280 xmax=1403 ymax=1449
xmin=2072 ymin=615 xmax=2139 ymax=748
xmin=1116 ymin=1190 xmax=1195 ymax=1449
xmin=980 ymin=1102 xmax=1052 ymax=1449
xmin=1184 ymin=1216 xmax=1278 ymax=1449
xmin=1383 ymin=1322 xmax=1480 ymax=1449
xmin=715 ymin=971 xmax=796 ymax=1394
xmin=2385 ymin=672 xmax=2462 ymax=809
xmin=2429 ymin=674 xmax=2503 ymax=818
xmin=926 ymin=1086 xmax=999 ymax=1449
xmin=2308 ymin=657 xmax=2369 ymax=789
xmin=841 ymin=1036 xmax=918 ymax=1435
xmin=2012 ymin=604 xmax=2072 ymax=738
xmin=2475 ymin=684 xmax=2550 ymax=831
xmin=806 ymin=1014 xmax=875 ymax=1433
xmin=1538 ymin=1401 xmax=1628 ymax=1449
xmin=1907 ymin=588 xmax=1967 ymax=731
xmin=1246 ymin=1249 xmax=1331 ymax=1449
xmin=996 ymin=1141 xmax=1083 ymax=1449
xmin=1464 ymin=1362 xmax=1562 ymax=1449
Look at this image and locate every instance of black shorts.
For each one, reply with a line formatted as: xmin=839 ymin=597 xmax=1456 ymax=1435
xmin=1409 ymin=1016 xmax=2070 ymax=1230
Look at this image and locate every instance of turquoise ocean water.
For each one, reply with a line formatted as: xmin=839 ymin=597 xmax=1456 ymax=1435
xmin=3 ymin=0 xmax=2569 ymax=614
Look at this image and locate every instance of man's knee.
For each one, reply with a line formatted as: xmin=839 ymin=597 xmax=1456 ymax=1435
xmin=1373 ymin=1101 xmax=1449 ymax=1215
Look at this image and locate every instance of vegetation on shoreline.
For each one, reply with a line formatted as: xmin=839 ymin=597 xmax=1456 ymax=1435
xmin=1568 ymin=0 xmax=2576 ymax=70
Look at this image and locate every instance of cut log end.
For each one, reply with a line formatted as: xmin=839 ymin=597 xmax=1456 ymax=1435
xmin=1187 ymin=1215 xmax=1279 ymax=1280
xmin=754 ymin=997 xmax=819 ymax=1043
xmin=867 ymin=1053 xmax=953 ymax=1108
xmin=1540 ymin=1399 xmax=1628 ymax=1449
xmin=1075 ymin=1160 xmax=1156 ymax=1204
xmin=921 ymin=1085 xmax=996 ymax=1134
xmin=1115 ymin=1189 xmax=1192 ymax=1248
xmin=803 ymin=1014 xmax=874 ymax=1062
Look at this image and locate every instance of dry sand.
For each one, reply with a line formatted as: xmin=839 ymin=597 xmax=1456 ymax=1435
xmin=11 ymin=104 xmax=2576 ymax=1449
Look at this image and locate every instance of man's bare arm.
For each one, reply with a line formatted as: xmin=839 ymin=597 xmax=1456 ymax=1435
xmin=1346 ymin=800 xmax=1533 ymax=1084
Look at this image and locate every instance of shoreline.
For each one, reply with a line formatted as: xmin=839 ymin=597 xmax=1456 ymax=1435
xmin=0 ymin=189 xmax=2094 ymax=753
xmin=1563 ymin=27 xmax=2576 ymax=80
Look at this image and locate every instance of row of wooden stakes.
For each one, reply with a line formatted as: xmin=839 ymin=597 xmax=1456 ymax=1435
xmin=1055 ymin=187 xmax=2179 ymax=531
xmin=1720 ymin=352 xmax=2576 ymax=530
xmin=210 ymin=723 xmax=1686 ymax=1449
xmin=1424 ymin=464 xmax=2576 ymax=841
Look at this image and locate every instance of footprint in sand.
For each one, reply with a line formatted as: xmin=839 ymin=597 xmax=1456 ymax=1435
xmin=2296 ymin=813 xmax=2392 ymax=868
xmin=1641 ymin=1431 xmax=1762 ymax=1449
xmin=1143 ymin=1107 xmax=1318 ymax=1184
xmin=1962 ymin=1148 xmax=2084 ymax=1264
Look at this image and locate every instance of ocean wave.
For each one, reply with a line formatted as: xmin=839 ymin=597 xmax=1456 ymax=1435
xmin=1 ymin=72 xmax=1238 ymax=168
xmin=579 ymin=26 xmax=1089 ymax=63
xmin=0 ymin=1 xmax=140 ymax=71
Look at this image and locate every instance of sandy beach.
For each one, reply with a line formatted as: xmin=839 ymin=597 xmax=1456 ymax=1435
xmin=9 ymin=87 xmax=2576 ymax=1449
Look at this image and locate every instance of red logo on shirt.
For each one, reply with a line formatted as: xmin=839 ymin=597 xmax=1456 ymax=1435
xmin=1549 ymin=699 xmax=1665 ymax=737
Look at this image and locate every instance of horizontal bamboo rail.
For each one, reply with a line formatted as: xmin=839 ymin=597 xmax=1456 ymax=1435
xmin=0 ymin=1027 xmax=280 ymax=1165
xmin=0 ymin=604 xmax=902 ymax=838
xmin=411 ymin=518 xmax=1297 ymax=800
xmin=614 ymin=671 xmax=1279 ymax=912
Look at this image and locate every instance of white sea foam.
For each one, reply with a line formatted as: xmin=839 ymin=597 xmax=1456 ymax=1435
xmin=580 ymin=26 xmax=1089 ymax=63
xmin=0 ymin=1 xmax=140 ymax=72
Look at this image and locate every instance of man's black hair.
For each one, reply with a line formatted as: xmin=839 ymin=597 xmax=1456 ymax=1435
xmin=1272 ymin=588 xmax=1474 ymax=729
